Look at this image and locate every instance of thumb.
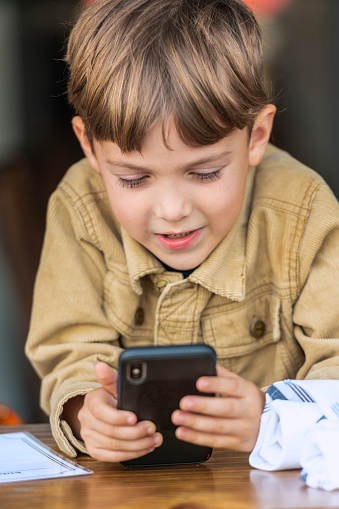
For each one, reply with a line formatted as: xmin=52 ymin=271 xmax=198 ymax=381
xmin=94 ymin=361 xmax=118 ymax=396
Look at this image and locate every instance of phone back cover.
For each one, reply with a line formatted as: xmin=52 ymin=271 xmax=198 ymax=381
xmin=118 ymin=345 xmax=216 ymax=467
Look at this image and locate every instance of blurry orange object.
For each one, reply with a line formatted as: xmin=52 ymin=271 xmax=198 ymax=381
xmin=0 ymin=404 xmax=22 ymax=425
xmin=243 ymin=0 xmax=293 ymax=16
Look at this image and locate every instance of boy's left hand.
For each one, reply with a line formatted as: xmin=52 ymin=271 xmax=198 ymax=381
xmin=171 ymin=365 xmax=265 ymax=452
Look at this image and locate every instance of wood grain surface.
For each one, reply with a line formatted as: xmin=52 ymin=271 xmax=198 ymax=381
xmin=1 ymin=424 xmax=339 ymax=509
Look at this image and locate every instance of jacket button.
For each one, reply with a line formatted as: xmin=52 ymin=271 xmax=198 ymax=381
xmin=134 ymin=307 xmax=145 ymax=326
xmin=250 ymin=319 xmax=266 ymax=339
xmin=156 ymin=279 xmax=168 ymax=292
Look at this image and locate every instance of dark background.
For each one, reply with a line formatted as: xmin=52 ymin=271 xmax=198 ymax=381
xmin=0 ymin=0 xmax=338 ymax=423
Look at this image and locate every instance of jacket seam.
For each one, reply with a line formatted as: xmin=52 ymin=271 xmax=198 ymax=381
xmin=290 ymin=181 xmax=321 ymax=300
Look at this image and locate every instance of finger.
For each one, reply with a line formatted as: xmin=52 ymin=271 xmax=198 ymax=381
xmin=175 ymin=395 xmax=241 ymax=419
xmin=179 ymin=381 xmax=264 ymax=419
xmin=81 ymin=411 xmax=157 ymax=441
xmin=94 ymin=362 xmax=118 ymax=395
xmin=86 ymin=443 xmax=158 ymax=463
xmin=196 ymin=372 xmax=248 ymax=399
xmin=175 ymin=422 xmax=248 ymax=451
xmin=108 ymin=421 xmax=161 ymax=442
xmin=82 ymin=425 xmax=163 ymax=454
xmin=173 ymin=409 xmax=237 ymax=434
xmin=84 ymin=431 xmax=163 ymax=461
xmin=80 ymin=390 xmax=136 ymax=427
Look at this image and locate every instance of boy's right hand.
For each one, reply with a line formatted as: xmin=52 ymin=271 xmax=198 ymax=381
xmin=77 ymin=362 xmax=163 ymax=462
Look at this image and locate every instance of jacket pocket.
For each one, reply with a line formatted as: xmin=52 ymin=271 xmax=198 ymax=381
xmin=201 ymin=292 xmax=297 ymax=386
xmin=201 ymin=291 xmax=281 ymax=358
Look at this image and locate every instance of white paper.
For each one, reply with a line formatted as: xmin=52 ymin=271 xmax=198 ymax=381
xmin=0 ymin=432 xmax=93 ymax=482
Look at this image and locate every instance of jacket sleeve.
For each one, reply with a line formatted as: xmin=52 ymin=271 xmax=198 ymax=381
xmin=293 ymin=182 xmax=339 ymax=380
xmin=25 ymin=184 xmax=123 ymax=457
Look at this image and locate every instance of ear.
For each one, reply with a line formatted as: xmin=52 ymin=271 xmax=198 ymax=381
xmin=248 ymin=104 xmax=276 ymax=167
xmin=71 ymin=116 xmax=100 ymax=172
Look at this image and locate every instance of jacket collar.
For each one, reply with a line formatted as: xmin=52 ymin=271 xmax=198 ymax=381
xmin=121 ymin=167 xmax=255 ymax=301
xmin=121 ymin=228 xmax=163 ymax=295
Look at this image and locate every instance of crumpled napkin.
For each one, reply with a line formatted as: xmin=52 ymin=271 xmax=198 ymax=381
xmin=249 ymin=379 xmax=339 ymax=490
xmin=300 ymin=419 xmax=339 ymax=490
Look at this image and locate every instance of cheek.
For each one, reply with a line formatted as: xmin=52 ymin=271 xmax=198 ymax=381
xmin=107 ymin=192 xmax=149 ymax=233
xmin=211 ymin=179 xmax=245 ymax=212
xmin=207 ymin=178 xmax=246 ymax=229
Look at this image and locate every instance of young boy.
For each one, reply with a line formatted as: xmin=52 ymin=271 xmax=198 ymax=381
xmin=26 ymin=0 xmax=339 ymax=464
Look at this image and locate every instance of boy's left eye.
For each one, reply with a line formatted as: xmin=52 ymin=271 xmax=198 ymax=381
xmin=117 ymin=176 xmax=149 ymax=188
xmin=191 ymin=169 xmax=222 ymax=182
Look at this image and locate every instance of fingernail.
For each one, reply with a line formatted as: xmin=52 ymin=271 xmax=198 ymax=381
xmin=174 ymin=412 xmax=185 ymax=423
xmin=153 ymin=434 xmax=162 ymax=446
xmin=183 ymin=398 xmax=193 ymax=410
xmin=176 ymin=427 xmax=187 ymax=439
xmin=127 ymin=415 xmax=135 ymax=424
xmin=198 ymin=378 xmax=209 ymax=389
xmin=146 ymin=424 xmax=155 ymax=435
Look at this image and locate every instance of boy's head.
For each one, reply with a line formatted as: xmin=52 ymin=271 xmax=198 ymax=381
xmin=66 ymin=0 xmax=276 ymax=271
xmin=66 ymin=0 xmax=271 ymax=152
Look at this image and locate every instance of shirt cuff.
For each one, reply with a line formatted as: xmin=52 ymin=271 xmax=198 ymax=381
xmin=50 ymin=382 xmax=99 ymax=457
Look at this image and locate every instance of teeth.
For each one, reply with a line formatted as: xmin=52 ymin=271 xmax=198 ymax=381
xmin=165 ymin=232 xmax=191 ymax=239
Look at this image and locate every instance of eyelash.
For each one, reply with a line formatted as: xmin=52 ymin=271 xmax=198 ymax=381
xmin=192 ymin=170 xmax=222 ymax=182
xmin=117 ymin=170 xmax=222 ymax=189
xmin=118 ymin=176 xmax=149 ymax=188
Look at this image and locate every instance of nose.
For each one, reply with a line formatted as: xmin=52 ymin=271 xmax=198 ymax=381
xmin=153 ymin=182 xmax=192 ymax=222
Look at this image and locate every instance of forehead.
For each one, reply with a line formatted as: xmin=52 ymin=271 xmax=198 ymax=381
xmin=95 ymin=121 xmax=248 ymax=169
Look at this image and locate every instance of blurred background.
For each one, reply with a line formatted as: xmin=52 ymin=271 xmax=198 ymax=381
xmin=0 ymin=0 xmax=338 ymax=424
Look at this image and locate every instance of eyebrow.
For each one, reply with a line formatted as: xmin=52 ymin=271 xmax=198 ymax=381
xmin=104 ymin=151 xmax=232 ymax=171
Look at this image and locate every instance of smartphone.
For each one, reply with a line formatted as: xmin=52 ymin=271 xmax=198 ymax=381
xmin=117 ymin=344 xmax=217 ymax=467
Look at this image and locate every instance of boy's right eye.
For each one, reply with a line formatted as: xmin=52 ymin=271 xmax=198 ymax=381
xmin=117 ymin=176 xmax=149 ymax=188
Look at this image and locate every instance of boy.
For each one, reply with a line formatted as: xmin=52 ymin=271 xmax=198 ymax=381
xmin=26 ymin=0 xmax=339 ymax=464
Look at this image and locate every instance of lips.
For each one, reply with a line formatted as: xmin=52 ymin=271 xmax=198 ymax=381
xmin=156 ymin=228 xmax=202 ymax=250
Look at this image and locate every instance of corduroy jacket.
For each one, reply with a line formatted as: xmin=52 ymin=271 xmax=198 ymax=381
xmin=26 ymin=144 xmax=339 ymax=456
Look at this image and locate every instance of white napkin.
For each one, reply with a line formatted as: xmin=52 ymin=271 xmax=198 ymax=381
xmin=249 ymin=379 xmax=339 ymax=490
xmin=300 ymin=419 xmax=339 ymax=490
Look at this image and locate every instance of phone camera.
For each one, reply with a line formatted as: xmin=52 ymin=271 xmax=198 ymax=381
xmin=127 ymin=361 xmax=146 ymax=383
xmin=130 ymin=363 xmax=142 ymax=379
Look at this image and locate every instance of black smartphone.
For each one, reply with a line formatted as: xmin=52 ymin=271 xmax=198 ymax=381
xmin=117 ymin=344 xmax=217 ymax=467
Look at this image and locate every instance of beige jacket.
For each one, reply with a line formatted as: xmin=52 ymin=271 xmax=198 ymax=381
xmin=26 ymin=145 xmax=339 ymax=456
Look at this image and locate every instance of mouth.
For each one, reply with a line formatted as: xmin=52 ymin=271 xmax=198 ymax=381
xmin=162 ymin=231 xmax=194 ymax=239
xmin=155 ymin=228 xmax=203 ymax=251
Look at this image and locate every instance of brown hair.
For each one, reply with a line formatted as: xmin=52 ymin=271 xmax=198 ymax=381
xmin=66 ymin=0 xmax=271 ymax=152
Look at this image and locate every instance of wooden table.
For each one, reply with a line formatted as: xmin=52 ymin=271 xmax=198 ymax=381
xmin=1 ymin=424 xmax=339 ymax=509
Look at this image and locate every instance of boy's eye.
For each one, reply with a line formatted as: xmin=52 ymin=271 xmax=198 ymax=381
xmin=192 ymin=169 xmax=222 ymax=182
xmin=117 ymin=176 xmax=148 ymax=188
xmin=117 ymin=169 xmax=222 ymax=188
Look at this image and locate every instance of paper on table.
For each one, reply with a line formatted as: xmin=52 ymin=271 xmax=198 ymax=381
xmin=0 ymin=432 xmax=93 ymax=482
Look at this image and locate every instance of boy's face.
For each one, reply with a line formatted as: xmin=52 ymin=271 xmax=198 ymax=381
xmin=74 ymin=107 xmax=275 ymax=270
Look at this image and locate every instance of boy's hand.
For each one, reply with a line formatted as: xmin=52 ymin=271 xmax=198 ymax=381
xmin=77 ymin=362 xmax=163 ymax=462
xmin=171 ymin=365 xmax=265 ymax=452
